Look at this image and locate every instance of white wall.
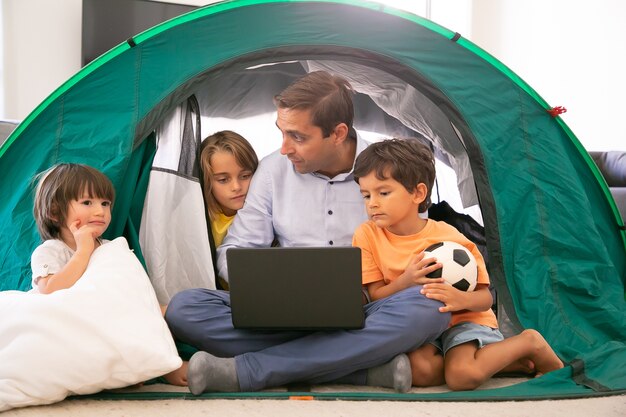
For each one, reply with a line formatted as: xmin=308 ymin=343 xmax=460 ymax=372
xmin=1 ymin=0 xmax=82 ymax=120
xmin=1 ymin=0 xmax=624 ymax=150
xmin=381 ymin=0 xmax=626 ymax=151
xmin=0 ymin=0 xmax=212 ymax=121
xmin=471 ymin=0 xmax=626 ymax=151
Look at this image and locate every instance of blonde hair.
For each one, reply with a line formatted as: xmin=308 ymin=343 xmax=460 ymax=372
xmin=199 ymin=131 xmax=258 ymax=218
xmin=33 ymin=163 xmax=115 ymax=241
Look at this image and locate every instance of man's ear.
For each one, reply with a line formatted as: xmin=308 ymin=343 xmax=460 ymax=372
xmin=333 ymin=123 xmax=349 ymax=144
xmin=413 ymin=183 xmax=428 ymax=205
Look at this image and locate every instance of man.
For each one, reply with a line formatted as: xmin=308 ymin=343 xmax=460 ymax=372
xmin=165 ymin=71 xmax=450 ymax=394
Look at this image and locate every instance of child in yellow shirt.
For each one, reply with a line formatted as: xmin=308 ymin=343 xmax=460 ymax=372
xmin=352 ymin=138 xmax=563 ymax=390
xmin=199 ymin=130 xmax=259 ymax=288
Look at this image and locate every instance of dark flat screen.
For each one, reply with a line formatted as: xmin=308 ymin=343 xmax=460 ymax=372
xmin=82 ymin=0 xmax=197 ymax=66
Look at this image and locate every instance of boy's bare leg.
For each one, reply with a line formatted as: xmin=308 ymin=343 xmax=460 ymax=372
xmin=407 ymin=344 xmax=445 ymax=387
xmin=497 ymin=358 xmax=536 ymax=375
xmin=518 ymin=330 xmax=564 ymax=376
xmin=444 ymin=329 xmax=563 ymax=391
xmin=163 ymin=361 xmax=189 ymax=386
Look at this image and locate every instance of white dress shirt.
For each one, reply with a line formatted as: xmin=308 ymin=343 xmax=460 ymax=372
xmin=217 ymin=135 xmax=370 ymax=281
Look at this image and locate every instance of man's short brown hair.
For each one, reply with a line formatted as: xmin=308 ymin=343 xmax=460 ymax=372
xmin=274 ymin=71 xmax=355 ymax=137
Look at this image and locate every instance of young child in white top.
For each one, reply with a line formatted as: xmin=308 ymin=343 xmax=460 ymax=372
xmin=31 ymin=163 xmax=115 ymax=294
xmin=30 ymin=163 xmax=188 ymax=386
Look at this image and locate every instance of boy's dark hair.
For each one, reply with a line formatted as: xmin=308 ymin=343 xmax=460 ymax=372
xmin=354 ymin=138 xmax=435 ymax=213
xmin=274 ymin=70 xmax=355 ymax=138
xmin=33 ymin=163 xmax=115 ymax=241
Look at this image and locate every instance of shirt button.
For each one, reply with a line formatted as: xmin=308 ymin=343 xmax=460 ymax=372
xmin=329 ymin=181 xmax=334 ymax=185
xmin=328 ymin=210 xmax=333 ymax=215
xmin=329 ymin=240 xmax=334 ymax=245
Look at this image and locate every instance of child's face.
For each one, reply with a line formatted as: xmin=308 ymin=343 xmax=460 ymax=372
xmin=63 ymin=191 xmax=112 ymax=238
xmin=210 ymin=150 xmax=254 ymax=216
xmin=358 ymin=170 xmax=427 ymax=236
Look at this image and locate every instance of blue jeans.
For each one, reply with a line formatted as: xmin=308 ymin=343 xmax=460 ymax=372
xmin=166 ymin=286 xmax=450 ymax=391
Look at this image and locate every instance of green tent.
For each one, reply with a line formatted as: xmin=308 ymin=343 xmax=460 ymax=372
xmin=0 ymin=0 xmax=624 ymax=400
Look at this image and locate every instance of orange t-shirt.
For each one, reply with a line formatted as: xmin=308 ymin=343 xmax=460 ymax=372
xmin=352 ymin=219 xmax=497 ymax=328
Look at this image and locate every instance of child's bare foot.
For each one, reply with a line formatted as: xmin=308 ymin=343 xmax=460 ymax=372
xmin=521 ymin=329 xmax=564 ymax=375
xmin=164 ymin=361 xmax=189 ymax=386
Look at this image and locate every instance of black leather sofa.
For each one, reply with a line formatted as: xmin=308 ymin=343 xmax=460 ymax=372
xmin=589 ymin=151 xmax=626 ymax=222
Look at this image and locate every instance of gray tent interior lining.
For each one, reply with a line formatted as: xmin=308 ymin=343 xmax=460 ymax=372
xmin=135 ymin=59 xmax=479 ymax=210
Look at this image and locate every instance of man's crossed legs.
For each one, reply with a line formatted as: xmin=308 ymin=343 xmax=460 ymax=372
xmin=166 ymin=285 xmax=450 ymax=393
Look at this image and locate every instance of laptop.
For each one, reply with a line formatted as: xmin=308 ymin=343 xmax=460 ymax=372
xmin=227 ymin=247 xmax=364 ymax=330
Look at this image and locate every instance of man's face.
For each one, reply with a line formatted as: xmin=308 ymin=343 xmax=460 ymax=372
xmin=276 ymin=107 xmax=338 ymax=176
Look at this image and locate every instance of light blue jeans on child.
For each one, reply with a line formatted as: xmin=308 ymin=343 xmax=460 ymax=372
xmin=166 ymin=285 xmax=450 ymax=391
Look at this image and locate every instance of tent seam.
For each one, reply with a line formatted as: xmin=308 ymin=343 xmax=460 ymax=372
xmin=54 ymin=95 xmax=64 ymax=162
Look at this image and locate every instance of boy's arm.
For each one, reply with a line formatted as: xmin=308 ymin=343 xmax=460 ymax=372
xmin=421 ymin=229 xmax=493 ymax=312
xmin=366 ymin=280 xmax=394 ymax=301
xmin=353 ymin=225 xmax=443 ymax=302
xmin=367 ymin=252 xmax=444 ymax=301
xmin=421 ymin=283 xmax=493 ymax=313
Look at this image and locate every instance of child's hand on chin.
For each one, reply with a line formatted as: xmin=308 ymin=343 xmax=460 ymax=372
xmin=70 ymin=220 xmax=98 ymax=254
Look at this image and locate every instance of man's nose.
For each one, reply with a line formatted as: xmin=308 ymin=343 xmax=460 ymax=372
xmin=280 ymin=135 xmax=293 ymax=155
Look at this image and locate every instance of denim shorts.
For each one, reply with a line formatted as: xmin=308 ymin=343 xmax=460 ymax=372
xmin=431 ymin=322 xmax=504 ymax=355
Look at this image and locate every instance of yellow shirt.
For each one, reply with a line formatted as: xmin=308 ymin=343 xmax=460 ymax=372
xmin=352 ymin=219 xmax=497 ymax=329
xmin=211 ymin=212 xmax=235 ymax=248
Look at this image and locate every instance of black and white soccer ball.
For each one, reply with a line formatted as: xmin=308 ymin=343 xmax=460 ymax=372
xmin=424 ymin=241 xmax=478 ymax=291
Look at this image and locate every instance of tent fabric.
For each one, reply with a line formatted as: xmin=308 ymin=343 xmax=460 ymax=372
xmin=139 ymin=97 xmax=216 ymax=304
xmin=0 ymin=0 xmax=624 ymax=399
xmin=304 ymin=60 xmax=479 ymax=207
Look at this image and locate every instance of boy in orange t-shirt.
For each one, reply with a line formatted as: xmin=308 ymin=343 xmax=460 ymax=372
xmin=352 ymin=138 xmax=563 ymax=390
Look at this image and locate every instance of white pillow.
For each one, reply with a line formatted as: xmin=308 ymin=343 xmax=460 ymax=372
xmin=0 ymin=237 xmax=182 ymax=411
